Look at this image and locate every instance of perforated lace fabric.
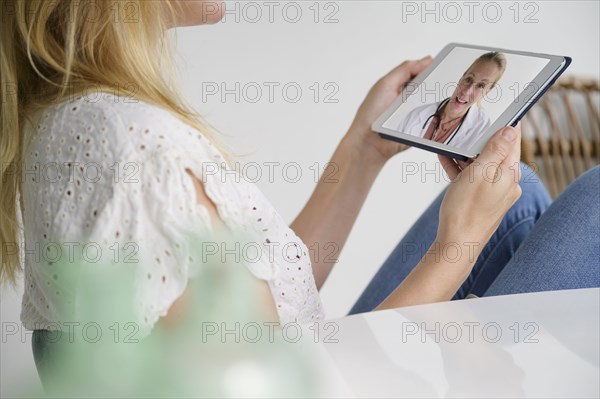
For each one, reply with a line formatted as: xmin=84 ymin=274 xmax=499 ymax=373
xmin=19 ymin=93 xmax=324 ymax=338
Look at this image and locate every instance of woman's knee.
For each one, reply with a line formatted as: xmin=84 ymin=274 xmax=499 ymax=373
xmin=543 ymin=164 xmax=600 ymax=217
xmin=563 ymin=165 xmax=600 ymax=201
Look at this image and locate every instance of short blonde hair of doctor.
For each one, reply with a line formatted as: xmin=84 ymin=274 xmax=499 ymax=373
xmin=0 ymin=0 xmax=228 ymax=287
xmin=460 ymin=52 xmax=507 ymax=107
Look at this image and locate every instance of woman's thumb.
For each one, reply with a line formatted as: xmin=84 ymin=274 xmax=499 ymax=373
xmin=478 ymin=126 xmax=521 ymax=167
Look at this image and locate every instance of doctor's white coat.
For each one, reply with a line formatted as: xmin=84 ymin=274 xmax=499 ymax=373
xmin=395 ymin=101 xmax=493 ymax=150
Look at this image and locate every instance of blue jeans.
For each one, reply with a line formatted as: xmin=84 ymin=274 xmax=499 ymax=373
xmin=349 ymin=163 xmax=600 ymax=314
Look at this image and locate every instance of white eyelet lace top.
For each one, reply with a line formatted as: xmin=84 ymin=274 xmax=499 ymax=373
xmin=19 ymin=93 xmax=324 ymax=337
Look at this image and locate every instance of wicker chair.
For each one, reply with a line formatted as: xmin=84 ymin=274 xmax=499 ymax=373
xmin=520 ymin=76 xmax=600 ymax=198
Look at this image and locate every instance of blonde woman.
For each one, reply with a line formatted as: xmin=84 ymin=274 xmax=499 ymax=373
xmin=397 ymin=52 xmax=507 ymax=150
xmin=1 ymin=0 xmax=598 ymax=392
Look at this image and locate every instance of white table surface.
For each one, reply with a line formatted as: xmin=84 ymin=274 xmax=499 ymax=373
xmin=2 ymin=288 xmax=598 ymax=397
xmin=308 ymin=288 xmax=600 ymax=398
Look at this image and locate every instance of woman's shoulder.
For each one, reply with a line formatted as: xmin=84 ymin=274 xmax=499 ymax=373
xmin=403 ymin=101 xmax=438 ymax=122
xmin=34 ymin=92 xmax=181 ymax=128
xmin=25 ymin=92 xmax=217 ymax=165
xmin=42 ymin=92 xmax=184 ymax=123
xmin=396 ymin=101 xmax=437 ymax=133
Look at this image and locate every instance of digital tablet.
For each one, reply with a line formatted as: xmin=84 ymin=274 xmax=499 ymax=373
xmin=371 ymin=43 xmax=571 ymax=160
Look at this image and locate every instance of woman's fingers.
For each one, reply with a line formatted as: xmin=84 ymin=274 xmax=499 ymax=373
xmin=476 ymin=125 xmax=521 ymax=179
xmin=380 ymin=56 xmax=432 ymax=92
xmin=472 ymin=125 xmax=523 ymax=206
xmin=439 ymin=123 xmax=521 ymax=184
xmin=499 ymin=123 xmax=522 ymax=183
xmin=456 ymin=159 xmax=473 ymax=170
xmin=500 ymin=124 xmax=522 ymax=167
xmin=438 ymin=154 xmax=461 ymax=180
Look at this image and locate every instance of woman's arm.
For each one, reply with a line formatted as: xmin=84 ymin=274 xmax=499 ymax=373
xmin=158 ymin=171 xmax=279 ymax=330
xmin=291 ymin=57 xmax=433 ymax=290
xmin=376 ymin=124 xmax=523 ymax=310
xmin=290 ymin=133 xmax=386 ymax=290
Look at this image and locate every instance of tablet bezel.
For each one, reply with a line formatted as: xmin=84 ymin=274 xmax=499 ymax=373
xmin=371 ymin=43 xmax=570 ymax=161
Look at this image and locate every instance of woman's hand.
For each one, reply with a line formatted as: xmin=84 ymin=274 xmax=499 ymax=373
xmin=436 ymin=124 xmax=523 ymax=260
xmin=373 ymin=124 xmax=523 ymax=311
xmin=345 ymin=56 xmax=433 ymax=164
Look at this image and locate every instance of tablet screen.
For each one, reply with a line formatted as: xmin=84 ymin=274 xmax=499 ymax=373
xmin=381 ymin=46 xmax=551 ymax=151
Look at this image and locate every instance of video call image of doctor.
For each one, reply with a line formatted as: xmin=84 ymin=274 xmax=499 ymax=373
xmin=396 ymin=52 xmax=507 ymax=149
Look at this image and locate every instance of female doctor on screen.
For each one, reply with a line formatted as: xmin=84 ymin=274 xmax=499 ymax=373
xmin=396 ymin=52 xmax=507 ymax=150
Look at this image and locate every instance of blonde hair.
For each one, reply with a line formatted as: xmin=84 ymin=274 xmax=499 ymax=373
xmin=1 ymin=1 xmax=224 ymax=286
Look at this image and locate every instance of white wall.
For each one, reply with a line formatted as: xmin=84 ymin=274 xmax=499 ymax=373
xmin=2 ymin=1 xmax=599 ymax=396
xmin=175 ymin=0 xmax=600 ymax=317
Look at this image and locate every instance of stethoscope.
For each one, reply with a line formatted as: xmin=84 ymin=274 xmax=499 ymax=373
xmin=422 ymin=97 xmax=471 ymax=144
